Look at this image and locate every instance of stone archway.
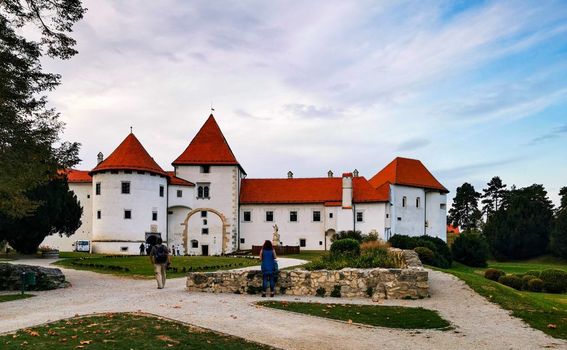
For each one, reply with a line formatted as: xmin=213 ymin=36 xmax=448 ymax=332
xmin=182 ymin=208 xmax=230 ymax=255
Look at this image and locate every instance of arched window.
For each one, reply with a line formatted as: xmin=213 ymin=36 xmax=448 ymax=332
xmin=203 ymin=186 xmax=209 ymax=198
xmin=402 ymin=196 xmax=407 ymax=207
xmin=198 ymin=186 xmax=203 ymax=198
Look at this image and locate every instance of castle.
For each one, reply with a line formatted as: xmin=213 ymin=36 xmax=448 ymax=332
xmin=43 ymin=114 xmax=449 ymax=255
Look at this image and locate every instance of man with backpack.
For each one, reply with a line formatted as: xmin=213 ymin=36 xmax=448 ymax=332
xmin=149 ymin=237 xmax=171 ymax=289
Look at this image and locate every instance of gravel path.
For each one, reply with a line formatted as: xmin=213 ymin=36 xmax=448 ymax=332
xmin=0 ymin=259 xmax=565 ymax=349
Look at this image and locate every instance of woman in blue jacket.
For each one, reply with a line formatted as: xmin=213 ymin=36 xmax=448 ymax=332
xmin=259 ymin=240 xmax=278 ymax=297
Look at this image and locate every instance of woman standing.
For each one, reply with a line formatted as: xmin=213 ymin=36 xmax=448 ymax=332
xmin=259 ymin=240 xmax=277 ymax=297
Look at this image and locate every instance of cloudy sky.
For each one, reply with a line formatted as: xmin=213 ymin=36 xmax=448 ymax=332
xmin=44 ymin=0 xmax=567 ymax=205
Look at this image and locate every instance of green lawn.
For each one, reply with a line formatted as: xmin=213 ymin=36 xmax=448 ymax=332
xmin=285 ymin=250 xmax=327 ymax=262
xmin=0 ymin=294 xmax=34 ymax=303
xmin=487 ymin=255 xmax=567 ymax=274
xmin=55 ymin=255 xmax=259 ymax=278
xmin=437 ymin=260 xmax=567 ymax=340
xmin=258 ymin=301 xmax=451 ymax=330
xmin=0 ymin=312 xmax=272 ymax=349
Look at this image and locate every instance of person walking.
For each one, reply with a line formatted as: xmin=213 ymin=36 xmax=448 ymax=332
xmin=259 ymin=240 xmax=277 ymax=297
xmin=139 ymin=242 xmax=145 ymax=255
xmin=171 ymin=244 xmax=176 ymax=256
xmin=150 ymin=237 xmax=171 ymax=289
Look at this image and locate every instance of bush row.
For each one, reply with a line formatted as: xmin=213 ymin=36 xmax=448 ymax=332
xmin=388 ymin=234 xmax=452 ymax=268
xmin=484 ymin=268 xmax=567 ymax=293
xmin=305 ymin=239 xmax=400 ymax=270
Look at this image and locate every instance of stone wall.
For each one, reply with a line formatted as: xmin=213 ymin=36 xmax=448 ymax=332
xmin=186 ymin=249 xmax=428 ymax=300
xmin=0 ymin=263 xmax=67 ymax=291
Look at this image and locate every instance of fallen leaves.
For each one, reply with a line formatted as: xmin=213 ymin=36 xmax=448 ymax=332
xmin=547 ymin=324 xmax=557 ymax=329
xmin=80 ymin=340 xmax=93 ymax=345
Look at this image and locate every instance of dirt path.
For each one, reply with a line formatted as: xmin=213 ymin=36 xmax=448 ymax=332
xmin=0 ymin=259 xmax=565 ymax=350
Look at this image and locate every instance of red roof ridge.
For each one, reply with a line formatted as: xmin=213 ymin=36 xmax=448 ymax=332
xmin=90 ymin=133 xmax=166 ymax=176
xmin=369 ymin=157 xmax=448 ymax=193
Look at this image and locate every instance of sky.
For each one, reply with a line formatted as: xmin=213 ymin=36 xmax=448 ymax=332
xmin=43 ymin=0 xmax=567 ymax=206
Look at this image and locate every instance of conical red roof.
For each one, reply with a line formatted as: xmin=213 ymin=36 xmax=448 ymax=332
xmin=369 ymin=157 xmax=448 ymax=193
xmin=90 ymin=133 xmax=166 ymax=176
xmin=172 ymin=114 xmax=240 ymax=167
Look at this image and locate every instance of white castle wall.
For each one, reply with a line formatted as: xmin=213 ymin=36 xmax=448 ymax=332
xmin=425 ymin=191 xmax=447 ymax=241
xmin=41 ymin=182 xmax=93 ymax=251
xmin=353 ymin=202 xmax=387 ymax=239
xmin=91 ymin=171 xmax=167 ymax=254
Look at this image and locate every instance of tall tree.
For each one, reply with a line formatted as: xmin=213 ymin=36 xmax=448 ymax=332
xmin=481 ymin=176 xmax=507 ymax=218
xmin=0 ymin=0 xmax=85 ymax=218
xmin=448 ymin=182 xmax=482 ymax=231
xmin=0 ymin=176 xmax=82 ymax=254
xmin=484 ymin=184 xmax=554 ymax=260
xmin=550 ymin=187 xmax=567 ymax=259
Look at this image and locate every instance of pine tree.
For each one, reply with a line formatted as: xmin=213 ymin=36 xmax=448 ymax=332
xmin=550 ymin=187 xmax=567 ymax=259
xmin=481 ymin=176 xmax=507 ymax=218
xmin=448 ymin=182 xmax=482 ymax=231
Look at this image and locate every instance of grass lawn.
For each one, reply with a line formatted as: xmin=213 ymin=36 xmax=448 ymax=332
xmin=0 ymin=312 xmax=272 ymax=349
xmin=487 ymin=255 xmax=567 ymax=274
xmin=0 ymin=294 xmax=34 ymax=303
xmin=258 ymin=301 xmax=451 ymax=330
xmin=55 ymin=255 xmax=259 ymax=278
xmin=437 ymin=261 xmax=567 ymax=340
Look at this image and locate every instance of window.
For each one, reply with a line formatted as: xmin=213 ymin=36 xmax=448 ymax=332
xmin=299 ymin=239 xmax=306 ymax=247
xmin=312 ymin=211 xmax=321 ymax=222
xmin=159 ymin=185 xmax=164 ymax=197
xmin=111 ymin=170 xmax=119 ymax=174
xmin=124 ymin=210 xmax=132 ymax=219
xmin=120 ymin=246 xmax=128 ymax=252
xmin=203 ymin=219 xmax=207 ymax=225
xmin=416 ymin=197 xmax=420 ymax=208
xmin=200 ymin=165 xmax=210 ymax=173
xmin=290 ymin=211 xmax=298 ymax=222
xmin=191 ymin=240 xmax=198 ymax=248
xmin=152 ymin=211 xmax=158 ymax=221
xmin=329 ymin=213 xmax=333 ymax=218
xmin=201 ymin=211 xmax=207 ymax=218
xmin=168 ymin=211 xmax=173 ymax=215
xmin=121 ymin=181 xmax=130 ymax=194
xmin=150 ymin=173 xmax=156 ymax=176
xmin=319 ymin=241 xmax=323 ymax=246
xmin=177 ymin=190 xmax=182 ymax=198
xmin=202 ymin=228 xmax=209 ymax=235
xmin=397 ymin=217 xmax=402 ymax=221
xmin=97 ymin=210 xmax=101 ymax=219
xmin=243 ymin=211 xmax=251 ymax=222
xmin=203 ymin=186 xmax=209 ymax=198
xmin=265 ymin=211 xmax=274 ymax=222
xmin=386 ymin=213 xmax=389 ymax=218
xmin=87 ymin=194 xmax=90 ymax=199
xmin=440 ymin=203 xmax=446 ymax=210
xmin=95 ymin=183 xmax=101 ymax=195
xmin=137 ymin=171 xmax=145 ymax=175
xmin=124 ymin=170 xmax=132 ymax=174
xmin=240 ymin=238 xmax=245 ymax=244
xmin=197 ymin=184 xmax=210 ymax=199
xmin=356 ymin=211 xmax=364 ymax=222
xmin=402 ymin=196 xmax=407 ymax=207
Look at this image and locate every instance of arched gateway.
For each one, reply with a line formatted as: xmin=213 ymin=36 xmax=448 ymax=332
xmin=181 ymin=208 xmax=230 ymax=255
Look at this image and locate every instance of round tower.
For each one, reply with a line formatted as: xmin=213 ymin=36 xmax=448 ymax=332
xmin=90 ymin=133 xmax=168 ymax=254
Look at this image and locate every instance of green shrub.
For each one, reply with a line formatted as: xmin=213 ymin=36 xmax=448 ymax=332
xmin=451 ymin=232 xmax=489 ymax=267
xmin=527 ymin=278 xmax=544 ymax=292
xmin=388 ymin=234 xmax=451 ymax=268
xmin=304 ymin=246 xmax=399 ymax=271
xmin=414 ymin=247 xmax=435 ymax=265
xmin=521 ymin=275 xmax=537 ymax=290
xmin=540 ymin=269 xmax=567 ymax=294
xmin=524 ymin=270 xmax=541 ymax=278
xmin=316 ymin=287 xmax=326 ymax=297
xmin=361 ymin=232 xmax=379 ymax=243
xmin=417 ymin=235 xmax=452 ymax=268
xmin=330 ymin=239 xmax=360 ymax=257
xmin=331 ymin=230 xmax=363 ymax=242
xmin=484 ymin=268 xmax=505 ymax=281
xmin=388 ymin=234 xmax=415 ymax=249
xmin=330 ymin=285 xmax=341 ymax=298
xmin=498 ymin=274 xmax=523 ymax=290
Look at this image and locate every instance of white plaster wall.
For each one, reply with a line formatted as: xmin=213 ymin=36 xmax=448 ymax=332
xmin=353 ymin=203 xmax=387 ymax=240
xmin=167 ymin=206 xmax=192 ymax=255
xmin=41 ymin=182 xmax=92 ymax=251
xmin=425 ymin=192 xmax=447 ymax=241
xmin=186 ymin=209 xmax=224 ymax=255
xmin=239 ymin=204 xmax=327 ymax=250
xmin=389 ymin=185 xmax=427 ymax=237
xmin=91 ymin=171 xmax=167 ymax=254
xmin=175 ymin=165 xmax=240 ymax=252
xmin=168 ymin=185 xmax=194 ymax=209
xmin=336 ymin=207 xmax=355 ymax=232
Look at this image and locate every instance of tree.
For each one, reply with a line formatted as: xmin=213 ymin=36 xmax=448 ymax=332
xmin=451 ymin=230 xmax=489 ymax=267
xmin=448 ymin=183 xmax=482 ymax=231
xmin=0 ymin=0 xmax=85 ymax=218
xmin=0 ymin=176 xmax=82 ymax=254
xmin=550 ymin=187 xmax=567 ymax=259
xmin=483 ymin=184 xmax=554 ymax=260
xmin=481 ymin=176 xmax=507 ymax=218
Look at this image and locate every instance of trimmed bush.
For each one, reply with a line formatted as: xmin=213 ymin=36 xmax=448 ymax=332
xmin=540 ymin=269 xmax=567 ymax=294
xmin=414 ymin=247 xmax=435 ymax=265
xmin=388 ymin=234 xmax=415 ymax=250
xmin=498 ymin=274 xmax=523 ymax=290
xmin=527 ymin=278 xmax=544 ymax=292
xmin=451 ymin=232 xmax=489 ymax=267
xmin=331 ymin=230 xmax=363 ymax=243
xmin=388 ymin=234 xmax=451 ymax=268
xmin=521 ymin=275 xmax=537 ymax=290
xmin=484 ymin=268 xmax=505 ymax=281
xmin=330 ymin=239 xmax=360 ymax=257
xmin=524 ymin=270 xmax=541 ymax=278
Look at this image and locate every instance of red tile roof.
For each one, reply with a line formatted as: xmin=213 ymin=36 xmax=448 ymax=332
xmin=240 ymin=176 xmax=389 ymax=204
xmin=166 ymin=171 xmax=195 ymax=187
xmin=369 ymin=157 xmax=448 ymax=193
xmin=90 ymin=133 xmax=167 ymax=176
xmin=172 ymin=115 xmax=241 ymax=168
xmin=447 ymin=224 xmax=460 ymax=234
xmin=60 ymin=169 xmax=92 ymax=183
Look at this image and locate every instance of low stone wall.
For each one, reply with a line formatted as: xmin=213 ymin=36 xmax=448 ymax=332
xmin=0 ymin=263 xmax=67 ymax=291
xmin=186 ymin=250 xmax=428 ymax=300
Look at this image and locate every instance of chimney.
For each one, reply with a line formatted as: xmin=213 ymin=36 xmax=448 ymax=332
xmin=97 ymin=152 xmax=104 ymax=164
xmin=287 ymin=171 xmax=293 ymax=179
xmin=327 ymin=170 xmax=333 ymax=178
xmin=342 ymin=172 xmax=353 ymax=208
xmin=353 ymin=169 xmax=359 ymax=177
